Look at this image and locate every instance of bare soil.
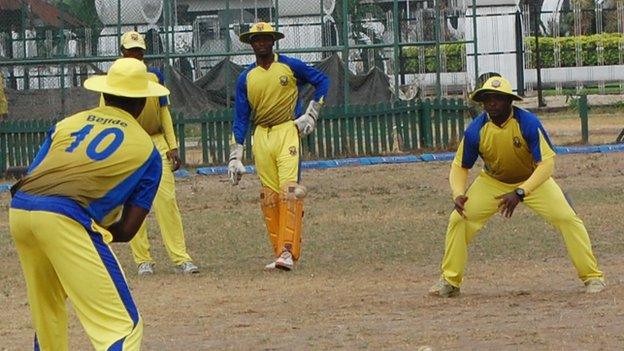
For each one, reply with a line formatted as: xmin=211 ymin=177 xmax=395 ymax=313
xmin=1 ymin=152 xmax=624 ymax=350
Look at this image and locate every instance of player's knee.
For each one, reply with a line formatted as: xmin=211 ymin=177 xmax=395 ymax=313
xmin=550 ymin=211 xmax=583 ymax=226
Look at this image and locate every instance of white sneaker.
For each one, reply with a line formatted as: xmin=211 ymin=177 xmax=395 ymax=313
xmin=137 ymin=262 xmax=154 ymax=276
xmin=428 ymin=278 xmax=460 ymax=298
xmin=264 ymin=261 xmax=277 ymax=270
xmin=175 ymin=261 xmax=199 ymax=274
xmin=585 ymin=278 xmax=606 ymax=294
xmin=275 ymin=251 xmax=294 ymax=271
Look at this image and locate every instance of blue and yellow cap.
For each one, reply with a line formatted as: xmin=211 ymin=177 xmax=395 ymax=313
xmin=239 ymin=22 xmax=285 ymax=44
xmin=471 ymin=76 xmax=522 ymax=102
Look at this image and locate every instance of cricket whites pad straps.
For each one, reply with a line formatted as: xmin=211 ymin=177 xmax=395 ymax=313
xmin=260 ymin=187 xmax=280 ymax=256
xmin=277 ymin=182 xmax=306 ymax=260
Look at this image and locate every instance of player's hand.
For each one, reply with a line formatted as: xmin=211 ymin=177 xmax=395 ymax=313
xmin=228 ymin=143 xmax=246 ymax=186
xmin=294 ymin=100 xmax=322 ymax=136
xmin=453 ymin=195 xmax=468 ymax=218
xmin=166 ymin=148 xmax=182 ymax=171
xmin=495 ymin=192 xmax=522 ymax=218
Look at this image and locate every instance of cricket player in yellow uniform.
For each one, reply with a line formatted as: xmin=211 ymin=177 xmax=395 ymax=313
xmin=115 ymin=31 xmax=198 ymax=275
xmin=228 ymin=23 xmax=329 ymax=270
xmin=9 ymin=58 xmax=168 ymax=350
xmin=429 ymin=76 xmax=605 ymax=297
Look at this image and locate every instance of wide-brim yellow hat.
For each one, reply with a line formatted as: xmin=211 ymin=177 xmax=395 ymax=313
xmin=120 ymin=30 xmax=146 ymax=50
xmin=84 ymin=58 xmax=170 ymax=98
xmin=470 ymin=76 xmax=522 ymax=102
xmin=239 ymin=22 xmax=284 ymax=44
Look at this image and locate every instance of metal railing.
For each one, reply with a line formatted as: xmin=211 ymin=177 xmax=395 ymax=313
xmin=0 ymin=98 xmax=470 ymax=175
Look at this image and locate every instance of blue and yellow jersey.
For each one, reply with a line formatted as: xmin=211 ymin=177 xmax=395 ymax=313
xmin=99 ymin=66 xmax=177 ymax=149
xmin=136 ymin=67 xmax=169 ymax=135
xmin=232 ymin=54 xmax=330 ymax=144
xmin=454 ymin=106 xmax=556 ymax=183
xmin=11 ymin=105 xmax=162 ymax=228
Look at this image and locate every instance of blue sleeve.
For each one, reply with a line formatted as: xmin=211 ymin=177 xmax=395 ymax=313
xmin=125 ymin=148 xmax=162 ymax=210
xmin=516 ymin=108 xmax=555 ymax=162
xmin=232 ymin=70 xmax=252 ymax=145
xmin=460 ymin=113 xmax=487 ymax=169
xmin=148 ymin=67 xmax=169 ymax=107
xmin=28 ymin=125 xmax=56 ymax=173
xmin=279 ymin=55 xmax=330 ymax=103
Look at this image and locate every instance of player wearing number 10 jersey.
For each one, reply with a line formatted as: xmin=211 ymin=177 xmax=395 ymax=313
xmin=9 ymin=58 xmax=167 ymax=350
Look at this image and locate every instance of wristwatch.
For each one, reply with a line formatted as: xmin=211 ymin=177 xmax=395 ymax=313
xmin=514 ymin=188 xmax=525 ymax=201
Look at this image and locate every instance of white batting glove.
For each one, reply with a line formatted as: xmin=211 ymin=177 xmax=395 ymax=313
xmin=294 ymin=100 xmax=322 ymax=137
xmin=227 ymin=143 xmax=246 ymax=186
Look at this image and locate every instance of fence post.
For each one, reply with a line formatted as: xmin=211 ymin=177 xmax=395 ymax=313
xmin=421 ymin=99 xmax=433 ymax=148
xmin=515 ymin=10 xmax=525 ymax=96
xmin=579 ymin=94 xmax=589 ymax=144
xmin=0 ymin=123 xmax=5 ymax=177
xmin=201 ymin=117 xmax=208 ymax=165
xmin=177 ymin=112 xmax=186 ymax=164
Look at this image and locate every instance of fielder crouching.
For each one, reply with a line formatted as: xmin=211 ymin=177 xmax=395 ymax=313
xmin=429 ymin=76 xmax=605 ymax=297
xmin=228 ymin=22 xmax=330 ymax=271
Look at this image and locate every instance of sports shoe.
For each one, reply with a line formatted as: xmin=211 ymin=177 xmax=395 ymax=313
xmin=275 ymin=251 xmax=294 ymax=271
xmin=175 ymin=261 xmax=199 ymax=274
xmin=264 ymin=261 xmax=277 ymax=270
xmin=585 ymin=278 xmax=606 ymax=294
xmin=137 ymin=262 xmax=155 ymax=276
xmin=428 ymin=278 xmax=460 ymax=298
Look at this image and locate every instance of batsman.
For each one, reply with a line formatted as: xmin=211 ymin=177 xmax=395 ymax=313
xmin=228 ymin=22 xmax=329 ymax=270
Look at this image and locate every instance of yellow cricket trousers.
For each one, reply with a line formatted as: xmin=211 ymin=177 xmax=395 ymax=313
xmin=130 ymin=133 xmax=192 ymax=266
xmin=441 ymin=173 xmax=603 ymax=287
xmin=10 ymin=208 xmax=142 ymax=351
xmin=252 ymin=120 xmax=301 ymax=192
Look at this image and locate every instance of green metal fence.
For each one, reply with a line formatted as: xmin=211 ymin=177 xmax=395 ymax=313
xmin=0 ymin=119 xmax=52 ymax=176
xmin=0 ymin=0 xmax=481 ymax=121
xmin=173 ymin=99 xmax=468 ymax=166
xmin=0 ymin=99 xmax=469 ymax=176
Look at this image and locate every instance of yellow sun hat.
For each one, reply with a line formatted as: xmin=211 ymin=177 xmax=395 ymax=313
xmin=239 ymin=22 xmax=285 ymax=44
xmin=470 ymin=76 xmax=522 ymax=102
xmin=120 ymin=30 xmax=146 ymax=50
xmin=83 ymin=58 xmax=170 ymax=98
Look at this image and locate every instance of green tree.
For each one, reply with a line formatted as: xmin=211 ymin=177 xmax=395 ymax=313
xmin=52 ymin=0 xmax=103 ymax=56
xmin=334 ymin=0 xmax=386 ymax=72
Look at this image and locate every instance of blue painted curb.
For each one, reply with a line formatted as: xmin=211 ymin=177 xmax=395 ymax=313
xmin=174 ymin=169 xmax=191 ymax=178
xmin=554 ymin=144 xmax=624 ymax=154
xmin=3 ymin=144 xmax=624 ymax=193
xmin=195 ymin=145 xmax=624 ymax=176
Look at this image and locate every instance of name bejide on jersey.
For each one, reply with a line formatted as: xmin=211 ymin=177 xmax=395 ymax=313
xmin=87 ymin=114 xmax=128 ymax=128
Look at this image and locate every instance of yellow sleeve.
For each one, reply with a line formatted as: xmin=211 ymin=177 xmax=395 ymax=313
xmin=450 ymin=163 xmax=469 ymax=199
xmin=452 ymin=139 xmax=465 ymax=168
xmin=160 ymin=105 xmax=178 ymax=150
xmin=99 ymin=94 xmax=105 ymax=107
xmin=519 ymin=157 xmax=554 ymax=195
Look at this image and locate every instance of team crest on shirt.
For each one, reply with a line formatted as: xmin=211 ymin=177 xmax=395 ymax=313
xmin=289 ymin=146 xmax=297 ymax=156
xmin=279 ymin=75 xmax=289 ymax=86
xmin=513 ymin=136 xmax=522 ymax=148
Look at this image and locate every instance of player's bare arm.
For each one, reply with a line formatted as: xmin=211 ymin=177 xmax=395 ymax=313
xmin=453 ymin=195 xmax=469 ymax=218
xmin=166 ymin=148 xmax=182 ymax=171
xmin=108 ymin=205 xmax=150 ymax=242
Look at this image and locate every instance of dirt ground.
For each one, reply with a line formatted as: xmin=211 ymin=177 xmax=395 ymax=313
xmin=1 ymin=151 xmax=624 ymax=350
